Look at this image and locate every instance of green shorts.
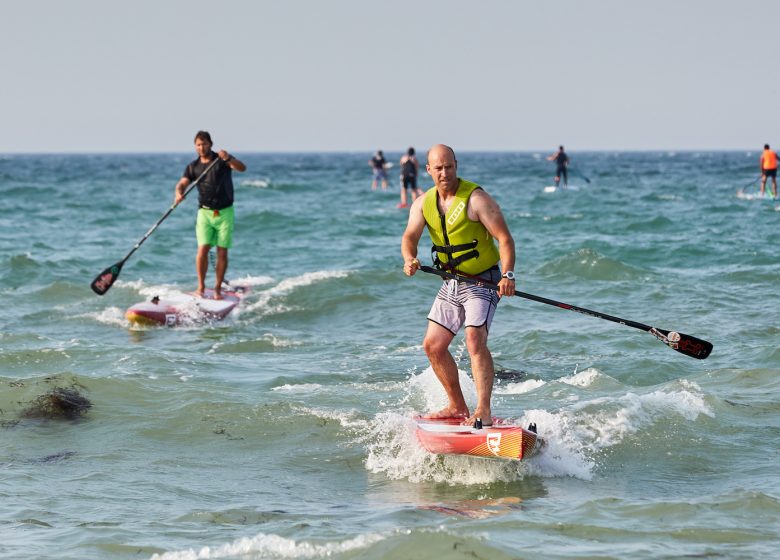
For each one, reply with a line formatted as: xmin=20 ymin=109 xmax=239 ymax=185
xmin=195 ymin=206 xmax=234 ymax=248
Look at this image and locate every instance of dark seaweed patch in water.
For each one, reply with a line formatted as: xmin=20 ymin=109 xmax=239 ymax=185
xmin=27 ymin=450 xmax=77 ymax=464
xmin=495 ymin=368 xmax=530 ymax=382
xmin=20 ymin=387 xmax=92 ymax=420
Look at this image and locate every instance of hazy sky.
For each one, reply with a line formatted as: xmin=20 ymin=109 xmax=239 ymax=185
xmin=2 ymin=0 xmax=777 ymax=153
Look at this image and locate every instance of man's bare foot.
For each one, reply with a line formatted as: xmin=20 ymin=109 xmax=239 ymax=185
xmin=213 ymin=291 xmax=223 ymax=300
xmin=463 ymin=411 xmax=493 ymax=427
xmin=423 ymin=406 xmax=469 ymax=420
xmin=195 ymin=290 xmax=205 ymax=298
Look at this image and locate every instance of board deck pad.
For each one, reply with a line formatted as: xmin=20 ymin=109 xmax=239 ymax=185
xmin=415 ymin=416 xmax=543 ymax=460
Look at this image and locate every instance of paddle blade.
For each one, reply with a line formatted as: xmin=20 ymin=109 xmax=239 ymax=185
xmin=650 ymin=328 xmax=713 ymax=360
xmin=90 ymin=262 xmax=123 ymax=296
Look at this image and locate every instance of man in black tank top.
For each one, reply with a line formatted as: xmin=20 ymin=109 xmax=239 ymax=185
xmin=398 ymin=147 xmax=424 ymax=208
xmin=174 ymin=131 xmax=246 ymax=299
xmin=546 ymin=145 xmax=569 ymax=188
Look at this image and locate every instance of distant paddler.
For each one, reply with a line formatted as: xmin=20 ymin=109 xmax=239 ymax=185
xmin=174 ymin=131 xmax=246 ymax=299
xmin=369 ymin=150 xmax=388 ymax=191
xmin=398 ymin=146 xmax=424 ymax=208
xmin=546 ymin=145 xmax=570 ymax=189
xmin=759 ymin=144 xmax=778 ymax=199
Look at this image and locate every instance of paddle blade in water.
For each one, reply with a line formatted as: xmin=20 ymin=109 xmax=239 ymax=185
xmin=650 ymin=328 xmax=713 ymax=360
xmin=90 ymin=262 xmax=123 ymax=295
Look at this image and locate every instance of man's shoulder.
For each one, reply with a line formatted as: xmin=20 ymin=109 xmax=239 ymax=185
xmin=465 ymin=184 xmax=497 ymax=210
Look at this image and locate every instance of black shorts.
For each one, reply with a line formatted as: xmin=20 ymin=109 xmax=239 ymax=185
xmin=402 ymin=175 xmax=417 ymax=190
xmin=763 ymin=168 xmax=777 ymax=178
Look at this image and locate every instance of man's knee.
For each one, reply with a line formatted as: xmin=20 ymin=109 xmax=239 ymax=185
xmin=424 ymin=335 xmax=446 ymax=356
xmin=464 ymin=326 xmax=489 ymax=353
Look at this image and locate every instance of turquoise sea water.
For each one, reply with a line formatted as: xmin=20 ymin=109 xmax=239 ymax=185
xmin=1 ymin=151 xmax=779 ymax=559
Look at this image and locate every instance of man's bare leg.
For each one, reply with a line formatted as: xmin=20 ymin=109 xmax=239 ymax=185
xmin=196 ymin=244 xmax=211 ymax=296
xmin=423 ymin=321 xmax=469 ymax=419
xmin=464 ymin=325 xmax=494 ymax=426
xmin=214 ymin=246 xmax=228 ymax=300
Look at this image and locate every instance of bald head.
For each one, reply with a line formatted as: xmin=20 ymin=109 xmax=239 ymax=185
xmin=427 ymin=144 xmax=457 ymax=164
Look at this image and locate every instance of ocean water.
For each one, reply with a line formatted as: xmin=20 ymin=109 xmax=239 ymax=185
xmin=1 ymin=151 xmax=779 ymax=559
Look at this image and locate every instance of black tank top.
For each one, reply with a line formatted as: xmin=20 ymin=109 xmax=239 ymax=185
xmin=401 ymin=156 xmax=417 ymax=178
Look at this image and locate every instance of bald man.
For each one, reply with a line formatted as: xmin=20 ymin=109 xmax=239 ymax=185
xmin=401 ymin=144 xmax=516 ymax=426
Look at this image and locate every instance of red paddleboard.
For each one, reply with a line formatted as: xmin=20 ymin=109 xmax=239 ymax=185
xmin=415 ymin=416 xmax=543 ymax=460
xmin=125 ymin=285 xmax=250 ymax=327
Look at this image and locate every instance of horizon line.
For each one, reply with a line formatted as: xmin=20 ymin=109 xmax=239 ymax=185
xmin=0 ymin=148 xmax=762 ymax=156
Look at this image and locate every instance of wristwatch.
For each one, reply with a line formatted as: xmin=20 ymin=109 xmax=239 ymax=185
xmin=502 ymin=271 xmax=515 ymax=281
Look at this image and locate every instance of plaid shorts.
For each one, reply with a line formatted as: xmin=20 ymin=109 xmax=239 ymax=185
xmin=427 ymin=268 xmax=501 ymax=334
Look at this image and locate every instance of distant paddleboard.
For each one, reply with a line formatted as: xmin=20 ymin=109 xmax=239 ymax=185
xmin=736 ymin=189 xmax=777 ymax=201
xmin=415 ymin=416 xmax=543 ymax=460
xmin=125 ymin=285 xmax=250 ymax=327
xmin=543 ymin=185 xmax=580 ymax=193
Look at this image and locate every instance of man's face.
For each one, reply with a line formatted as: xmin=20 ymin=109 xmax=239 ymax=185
xmin=195 ymin=138 xmax=212 ymax=157
xmin=426 ymin=149 xmax=458 ymax=191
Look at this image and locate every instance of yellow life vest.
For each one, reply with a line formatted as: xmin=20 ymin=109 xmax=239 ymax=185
xmin=422 ymin=178 xmax=500 ymax=275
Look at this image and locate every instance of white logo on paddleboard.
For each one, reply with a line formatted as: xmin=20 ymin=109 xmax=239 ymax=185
xmin=447 ymin=201 xmax=466 ymax=226
xmin=487 ymin=433 xmax=502 ymax=455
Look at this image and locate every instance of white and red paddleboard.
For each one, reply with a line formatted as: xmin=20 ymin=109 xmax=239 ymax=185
xmin=415 ymin=416 xmax=543 ymax=461
xmin=125 ymin=285 xmax=250 ymax=327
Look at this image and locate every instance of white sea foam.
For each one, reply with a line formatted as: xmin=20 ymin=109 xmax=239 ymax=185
xmin=296 ymin=405 xmax=366 ymax=429
xmin=240 ymin=178 xmax=271 ymax=188
xmin=230 ymin=274 xmax=275 ymax=287
xmin=207 ymin=333 xmax=300 ymax=354
xmin=244 ymin=270 xmax=350 ymax=314
xmin=568 ymin=379 xmax=714 ymax=449
xmin=272 ymin=383 xmax=323 ymax=394
xmin=406 ymin=365 xmax=476 ymax=413
xmin=78 ymin=306 xmax=127 ymax=326
xmin=559 ymin=367 xmax=601 ymax=387
xmin=149 ymin=531 xmax=384 ymax=560
xmin=496 ymin=378 xmax=546 ymax=394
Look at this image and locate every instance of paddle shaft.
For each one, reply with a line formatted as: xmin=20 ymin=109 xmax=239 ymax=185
xmin=90 ymin=155 xmax=221 ymax=295
xmin=571 ymin=168 xmax=591 ymax=184
xmin=418 ymin=265 xmax=712 ymax=359
xmin=742 ymin=175 xmax=761 ymax=192
xmin=122 ymin=156 xmax=221 ymax=265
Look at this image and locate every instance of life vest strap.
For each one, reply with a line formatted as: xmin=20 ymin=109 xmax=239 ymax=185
xmin=431 ymin=239 xmax=478 ymax=254
xmin=432 ymin=247 xmax=480 ymax=272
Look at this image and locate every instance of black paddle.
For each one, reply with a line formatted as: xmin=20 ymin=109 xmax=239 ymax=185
xmin=418 ymin=265 xmax=712 ymax=360
xmin=90 ymin=156 xmax=221 ymax=295
xmin=736 ymin=175 xmax=761 ymax=195
xmin=571 ymin=168 xmax=591 ymax=184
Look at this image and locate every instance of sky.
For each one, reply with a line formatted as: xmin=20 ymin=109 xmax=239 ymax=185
xmin=1 ymin=0 xmax=778 ymax=153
